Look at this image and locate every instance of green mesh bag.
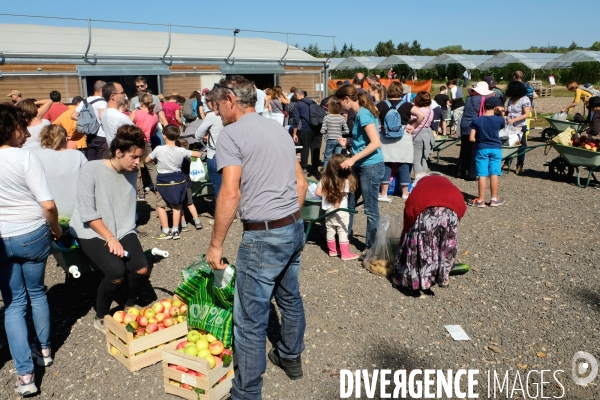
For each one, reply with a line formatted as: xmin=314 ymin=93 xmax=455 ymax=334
xmin=175 ymin=255 xmax=235 ymax=347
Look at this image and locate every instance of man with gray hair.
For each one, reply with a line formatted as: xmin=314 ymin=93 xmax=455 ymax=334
xmin=206 ymin=75 xmax=307 ymax=400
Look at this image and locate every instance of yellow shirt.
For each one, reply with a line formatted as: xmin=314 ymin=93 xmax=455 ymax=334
xmin=569 ymin=88 xmax=594 ymax=110
xmin=54 ymin=106 xmax=87 ymax=149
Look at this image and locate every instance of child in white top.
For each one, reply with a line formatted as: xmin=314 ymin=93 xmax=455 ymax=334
xmin=146 ymin=125 xmax=201 ymax=239
xmin=315 ymin=154 xmax=358 ymax=261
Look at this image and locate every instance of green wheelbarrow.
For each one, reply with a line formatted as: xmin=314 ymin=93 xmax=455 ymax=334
xmin=431 ymin=135 xmax=460 ymax=163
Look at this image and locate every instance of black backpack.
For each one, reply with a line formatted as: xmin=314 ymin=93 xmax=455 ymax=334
xmin=301 ymin=98 xmax=327 ymax=128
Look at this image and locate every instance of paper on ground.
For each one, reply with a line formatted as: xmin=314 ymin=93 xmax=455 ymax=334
xmin=445 ymin=325 xmax=471 ymax=341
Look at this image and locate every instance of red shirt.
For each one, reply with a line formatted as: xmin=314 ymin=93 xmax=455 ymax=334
xmin=44 ymin=102 xmax=69 ymax=123
xmin=403 ymin=175 xmax=467 ymax=233
xmin=162 ymin=101 xmax=181 ymax=127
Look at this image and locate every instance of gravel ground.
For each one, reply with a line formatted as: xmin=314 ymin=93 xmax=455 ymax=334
xmin=1 ymin=126 xmax=600 ymax=400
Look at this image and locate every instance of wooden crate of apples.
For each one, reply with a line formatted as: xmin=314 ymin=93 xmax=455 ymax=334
xmin=163 ymin=329 xmax=235 ymax=400
xmin=105 ymin=297 xmax=189 ymax=372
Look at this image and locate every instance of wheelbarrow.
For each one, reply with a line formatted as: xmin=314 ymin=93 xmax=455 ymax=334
xmin=302 ymin=179 xmax=357 ymax=244
xmin=50 ymin=241 xmax=169 ymax=282
xmin=501 ymin=143 xmax=545 ymax=173
xmin=541 ymin=117 xmax=587 ymax=141
xmin=431 ymin=135 xmax=460 ymax=163
xmin=545 ymin=144 xmax=600 ymax=188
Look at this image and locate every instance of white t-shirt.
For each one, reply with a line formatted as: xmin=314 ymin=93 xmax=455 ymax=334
xmin=23 ymin=119 xmax=51 ymax=149
xmin=255 ymin=89 xmax=266 ymax=113
xmin=75 ymin=96 xmax=108 ymax=137
xmin=0 ymin=148 xmax=54 ymax=237
xmin=319 ymin=180 xmax=349 ymax=210
xmin=33 ymin=148 xmax=88 ymax=218
xmin=148 ymin=145 xmax=193 ymax=174
xmin=101 ymin=108 xmax=134 ymax=146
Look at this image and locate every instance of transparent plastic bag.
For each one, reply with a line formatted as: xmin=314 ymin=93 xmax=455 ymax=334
xmin=363 ymin=215 xmax=395 ymax=276
xmin=551 ymin=111 xmax=568 ymax=121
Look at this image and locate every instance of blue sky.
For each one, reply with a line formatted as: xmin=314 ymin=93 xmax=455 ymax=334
xmin=2 ymin=1 xmax=600 ymax=53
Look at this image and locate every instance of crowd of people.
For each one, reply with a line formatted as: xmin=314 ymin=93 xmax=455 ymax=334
xmin=1 ymin=69 xmax=596 ymax=399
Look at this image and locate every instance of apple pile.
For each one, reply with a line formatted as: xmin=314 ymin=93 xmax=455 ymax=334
xmin=571 ymin=135 xmax=600 ymax=151
xmin=112 ymin=297 xmax=188 ymax=338
xmin=174 ymin=330 xmax=232 ymax=368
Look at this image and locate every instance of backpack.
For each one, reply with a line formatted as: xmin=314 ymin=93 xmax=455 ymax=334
xmin=301 ymin=98 xmax=327 ymax=127
xmin=522 ymin=82 xmax=535 ymax=101
xmin=182 ymin=98 xmax=198 ymax=120
xmin=382 ymin=100 xmax=406 ymax=138
xmin=76 ymin=98 xmax=103 ymax=136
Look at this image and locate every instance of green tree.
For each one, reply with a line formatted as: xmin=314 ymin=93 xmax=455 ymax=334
xmin=375 ymin=40 xmax=395 ymax=57
xmin=397 ymin=41 xmax=410 ymax=55
xmin=411 ymin=40 xmax=422 ymax=55
xmin=591 ymin=41 xmax=600 ymax=51
xmin=303 ymin=43 xmax=322 ymax=57
xmin=569 ymin=41 xmax=579 ymax=51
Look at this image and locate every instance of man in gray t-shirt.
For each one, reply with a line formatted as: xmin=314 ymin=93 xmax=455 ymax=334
xmin=206 ymin=76 xmax=307 ymax=399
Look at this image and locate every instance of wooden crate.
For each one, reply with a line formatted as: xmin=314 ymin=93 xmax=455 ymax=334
xmin=105 ymin=315 xmax=188 ymax=372
xmin=163 ymin=349 xmax=235 ymax=400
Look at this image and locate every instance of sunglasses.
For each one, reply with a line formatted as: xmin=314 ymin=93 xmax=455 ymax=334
xmin=212 ymin=83 xmax=237 ymax=96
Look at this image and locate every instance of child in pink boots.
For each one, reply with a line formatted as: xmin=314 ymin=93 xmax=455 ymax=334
xmin=315 ymin=154 xmax=358 ymax=260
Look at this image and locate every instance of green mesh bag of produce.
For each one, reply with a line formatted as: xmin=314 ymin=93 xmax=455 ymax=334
xmin=175 ymin=255 xmax=235 ymax=347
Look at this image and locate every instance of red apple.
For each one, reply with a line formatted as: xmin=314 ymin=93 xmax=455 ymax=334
xmin=152 ymin=302 xmax=164 ymax=313
xmin=179 ymin=304 xmax=188 ymax=315
xmin=158 ymin=323 xmax=165 ymax=331
xmin=163 ymin=318 xmax=174 ymax=327
xmin=145 ymin=323 xmax=158 ymax=334
xmin=123 ymin=313 xmax=137 ymax=325
xmin=168 ymin=364 xmax=178 ymax=370
xmin=113 ymin=311 xmax=126 ymax=323
xmin=176 ymin=364 xmax=189 ymax=373
xmin=169 ymin=306 xmax=180 ymax=317
xmin=175 ymin=340 xmax=188 ymax=350
xmin=136 ymin=315 xmax=148 ymax=327
xmin=135 ymin=327 xmax=145 ymax=337
xmin=209 ymin=340 xmax=224 ymax=356
xmin=182 ymin=383 xmax=192 ymax=390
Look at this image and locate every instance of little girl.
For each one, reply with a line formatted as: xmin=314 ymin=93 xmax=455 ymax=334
xmin=320 ymin=99 xmax=349 ymax=167
xmin=315 ymin=154 xmax=358 ymax=260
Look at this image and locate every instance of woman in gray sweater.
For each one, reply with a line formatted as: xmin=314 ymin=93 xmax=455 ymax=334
xmin=70 ymin=125 xmax=148 ymax=333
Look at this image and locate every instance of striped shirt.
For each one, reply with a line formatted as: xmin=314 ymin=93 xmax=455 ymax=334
xmin=320 ymin=114 xmax=348 ymax=140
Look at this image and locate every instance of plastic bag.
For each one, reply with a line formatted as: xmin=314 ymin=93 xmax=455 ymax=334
xmin=508 ymin=130 xmax=523 ymax=146
xmin=551 ymin=111 xmax=568 ymax=121
xmin=363 ymin=215 xmax=396 ymax=276
xmin=305 ymin=182 xmax=321 ymax=200
xmin=499 ymin=124 xmax=521 ymax=139
xmin=189 ymin=157 xmax=206 ymax=182
xmin=175 ymin=255 xmax=235 ymax=347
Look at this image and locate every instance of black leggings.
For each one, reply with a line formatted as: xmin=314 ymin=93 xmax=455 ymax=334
xmin=79 ymin=233 xmax=149 ymax=319
xmin=298 ymin=129 xmax=322 ymax=170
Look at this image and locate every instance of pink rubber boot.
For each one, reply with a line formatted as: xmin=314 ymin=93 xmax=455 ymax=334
xmin=339 ymin=241 xmax=358 ymax=261
xmin=326 ymin=240 xmax=338 ymax=257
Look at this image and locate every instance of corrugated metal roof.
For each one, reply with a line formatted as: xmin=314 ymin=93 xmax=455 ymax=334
xmin=0 ymin=23 xmax=318 ymax=62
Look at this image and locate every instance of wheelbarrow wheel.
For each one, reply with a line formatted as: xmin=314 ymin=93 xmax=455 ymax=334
xmin=548 ymin=157 xmax=574 ymax=181
xmin=541 ymin=127 xmax=559 ymax=142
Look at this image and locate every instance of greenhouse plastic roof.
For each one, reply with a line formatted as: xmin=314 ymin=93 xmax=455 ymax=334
xmin=374 ymin=56 xmax=436 ymax=70
xmin=327 ymin=58 xmax=346 ymax=70
xmin=334 ymin=57 xmax=387 ymax=70
xmin=477 ymin=52 xmax=561 ymax=70
xmin=422 ymin=54 xmax=493 ymax=69
xmin=543 ymin=50 xmax=600 ymax=69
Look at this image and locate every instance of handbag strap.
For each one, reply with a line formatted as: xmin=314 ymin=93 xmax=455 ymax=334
xmin=271 ymin=100 xmax=284 ymax=113
xmin=412 ymin=108 xmax=431 ymax=141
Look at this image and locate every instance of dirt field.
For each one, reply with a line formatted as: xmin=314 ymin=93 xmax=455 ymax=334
xmin=1 ymin=128 xmax=599 ymax=400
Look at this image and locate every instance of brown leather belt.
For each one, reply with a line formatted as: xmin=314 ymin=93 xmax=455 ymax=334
xmin=243 ymin=211 xmax=301 ymax=231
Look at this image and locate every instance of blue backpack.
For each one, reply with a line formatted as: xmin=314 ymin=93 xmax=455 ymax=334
xmin=383 ymin=100 xmax=406 ymax=138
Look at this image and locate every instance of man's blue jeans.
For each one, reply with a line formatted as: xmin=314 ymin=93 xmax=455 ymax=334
xmin=231 ymin=219 xmax=306 ymax=400
xmin=348 ymin=161 xmax=385 ymax=248
xmin=0 ymin=224 xmax=52 ymax=376
xmin=206 ymin=156 xmax=222 ymax=199
xmin=323 ymin=139 xmax=343 ymax=168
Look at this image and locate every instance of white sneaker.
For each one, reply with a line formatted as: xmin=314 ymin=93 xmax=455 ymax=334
xmin=378 ymin=196 xmax=392 ymax=203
